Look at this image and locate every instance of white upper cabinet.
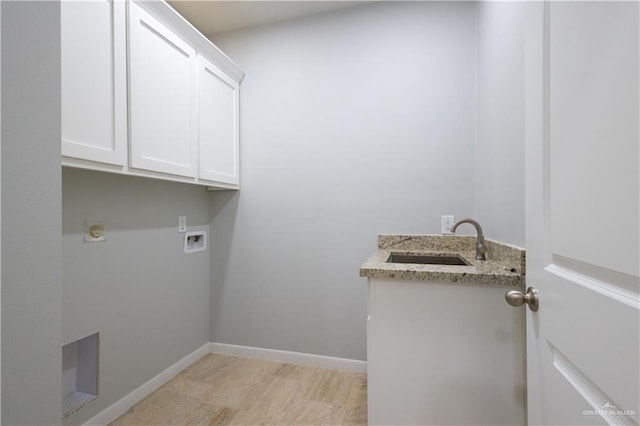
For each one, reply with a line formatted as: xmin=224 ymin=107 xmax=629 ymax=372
xmin=128 ymin=2 xmax=197 ymax=178
xmin=61 ymin=0 xmax=244 ymax=188
xmin=197 ymin=56 xmax=240 ymax=185
xmin=61 ymin=0 xmax=127 ymax=166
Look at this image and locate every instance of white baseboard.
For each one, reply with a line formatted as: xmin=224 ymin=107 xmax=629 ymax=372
xmin=82 ymin=343 xmax=210 ymax=426
xmin=208 ymin=342 xmax=367 ymax=373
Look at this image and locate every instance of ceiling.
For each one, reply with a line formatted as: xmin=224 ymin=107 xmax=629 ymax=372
xmin=168 ymin=1 xmax=366 ymax=37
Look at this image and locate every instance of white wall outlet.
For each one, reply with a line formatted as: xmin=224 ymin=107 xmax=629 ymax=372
xmin=178 ymin=216 xmax=187 ymax=233
xmin=84 ymin=222 xmax=105 ymax=242
xmin=441 ymin=215 xmax=455 ymax=234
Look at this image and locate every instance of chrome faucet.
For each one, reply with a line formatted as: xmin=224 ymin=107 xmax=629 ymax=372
xmin=451 ymin=218 xmax=487 ymax=260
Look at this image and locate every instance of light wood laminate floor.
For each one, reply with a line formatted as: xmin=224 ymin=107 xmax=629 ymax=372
xmin=109 ymin=354 xmax=367 ymax=426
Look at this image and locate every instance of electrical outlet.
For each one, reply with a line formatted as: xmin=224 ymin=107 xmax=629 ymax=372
xmin=178 ymin=216 xmax=187 ymax=233
xmin=441 ymin=215 xmax=455 ymax=234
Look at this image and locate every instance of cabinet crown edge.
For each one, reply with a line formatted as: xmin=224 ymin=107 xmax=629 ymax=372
xmin=134 ymin=0 xmax=246 ymax=83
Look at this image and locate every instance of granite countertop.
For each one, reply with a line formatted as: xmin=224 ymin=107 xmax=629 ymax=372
xmin=360 ymin=234 xmax=526 ymax=288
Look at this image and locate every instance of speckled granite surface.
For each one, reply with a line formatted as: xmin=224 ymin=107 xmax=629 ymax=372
xmin=360 ymin=234 xmax=525 ymax=288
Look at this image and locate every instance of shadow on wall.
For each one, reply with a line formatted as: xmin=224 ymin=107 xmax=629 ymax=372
xmin=62 ymin=167 xmax=212 ymax=234
xmin=210 ymin=190 xmax=240 ymax=338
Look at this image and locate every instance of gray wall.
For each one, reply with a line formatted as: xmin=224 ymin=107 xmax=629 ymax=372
xmin=476 ymin=2 xmax=526 ymax=247
xmin=210 ymin=2 xmax=478 ymax=361
xmin=0 ymin=2 xmax=528 ymax=423
xmin=475 ymin=4 xmax=526 ymax=420
xmin=1 ymin=2 xmax=63 ymax=424
xmin=62 ymin=168 xmax=211 ymax=425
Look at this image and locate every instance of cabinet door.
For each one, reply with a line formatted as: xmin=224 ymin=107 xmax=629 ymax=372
xmin=61 ymin=0 xmax=127 ymax=166
xmin=197 ymin=56 xmax=240 ymax=185
xmin=368 ymin=279 xmax=524 ymax=425
xmin=128 ymin=2 xmax=197 ymax=177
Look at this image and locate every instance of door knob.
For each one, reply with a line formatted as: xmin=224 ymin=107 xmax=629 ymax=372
xmin=505 ymin=287 xmax=539 ymax=311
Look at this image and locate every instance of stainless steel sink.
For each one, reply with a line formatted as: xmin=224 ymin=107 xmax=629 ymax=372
xmin=387 ymin=253 xmax=470 ymax=266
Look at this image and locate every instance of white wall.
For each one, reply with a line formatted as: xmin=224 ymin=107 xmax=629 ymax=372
xmin=62 ymin=168 xmax=211 ymax=425
xmin=476 ymin=2 xmax=526 ymax=247
xmin=1 ymin=2 xmax=62 ymax=424
xmin=210 ymin=2 xmax=478 ymax=360
xmin=475 ymin=4 xmax=526 ymax=421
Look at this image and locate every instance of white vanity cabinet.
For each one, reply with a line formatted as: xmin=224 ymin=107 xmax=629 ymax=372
xmin=128 ymin=2 xmax=197 ymax=178
xmin=367 ymin=279 xmax=525 ymax=426
xmin=61 ymin=0 xmax=127 ymax=166
xmin=61 ymin=0 xmax=245 ymax=188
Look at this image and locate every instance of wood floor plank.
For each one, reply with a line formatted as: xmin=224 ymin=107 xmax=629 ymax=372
xmin=343 ymin=374 xmax=368 ymax=426
xmin=345 ymin=374 xmax=367 ymax=407
xmin=177 ymin=354 xmax=237 ymax=383
xmin=109 ymin=382 xmax=200 ymax=426
xmin=305 ymin=368 xmax=353 ymax=405
xmin=229 ymin=376 xmax=300 ymax=425
xmin=176 ymin=357 xmax=280 ymax=410
xmin=180 ymin=403 xmax=237 ymax=426
xmin=109 ymin=354 xmax=367 ymax=426
xmin=274 ymin=362 xmax=318 ymax=381
xmin=280 ymin=401 xmax=346 ymax=426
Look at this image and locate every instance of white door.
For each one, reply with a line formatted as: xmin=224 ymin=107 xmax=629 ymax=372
xmin=197 ymin=55 xmax=240 ymax=186
xmin=524 ymin=2 xmax=639 ymax=425
xmin=128 ymin=1 xmax=197 ymax=177
xmin=61 ymin=0 xmax=127 ymax=166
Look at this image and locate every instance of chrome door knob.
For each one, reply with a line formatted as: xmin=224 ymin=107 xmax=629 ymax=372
xmin=505 ymin=286 xmax=539 ymax=311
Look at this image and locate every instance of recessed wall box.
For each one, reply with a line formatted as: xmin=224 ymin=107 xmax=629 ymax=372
xmin=84 ymin=222 xmax=105 ymax=242
xmin=62 ymin=332 xmax=99 ymax=417
xmin=184 ymin=231 xmax=206 ymax=253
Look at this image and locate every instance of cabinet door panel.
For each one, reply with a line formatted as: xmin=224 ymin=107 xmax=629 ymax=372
xmin=197 ymin=56 xmax=240 ymax=185
xmin=368 ymin=279 xmax=524 ymax=425
xmin=128 ymin=2 xmax=197 ymax=177
xmin=61 ymin=0 xmax=127 ymax=165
